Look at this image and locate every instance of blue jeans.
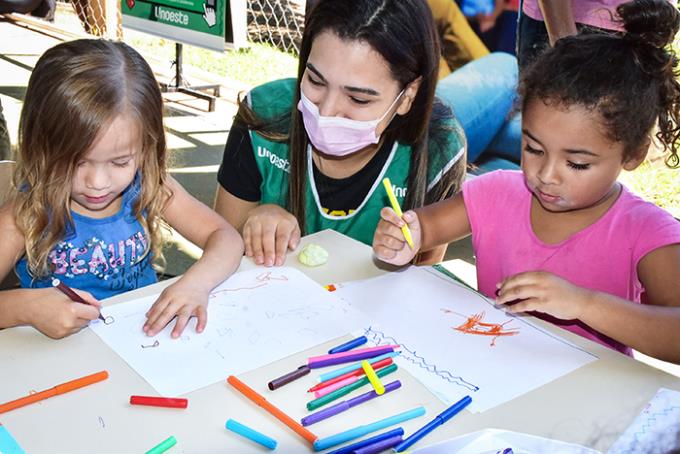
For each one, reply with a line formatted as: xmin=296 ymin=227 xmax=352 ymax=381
xmin=436 ymin=52 xmax=521 ymax=166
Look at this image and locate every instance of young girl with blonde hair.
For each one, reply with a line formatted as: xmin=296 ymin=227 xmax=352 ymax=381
xmin=0 ymin=39 xmax=243 ymax=339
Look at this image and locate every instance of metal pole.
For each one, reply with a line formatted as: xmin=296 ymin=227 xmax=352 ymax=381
xmin=175 ymin=43 xmax=183 ymax=88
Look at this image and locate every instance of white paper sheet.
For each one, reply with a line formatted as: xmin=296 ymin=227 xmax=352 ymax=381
xmin=334 ymin=267 xmax=598 ymax=412
xmin=607 ymin=388 xmax=680 ymax=454
xmin=90 ymin=267 xmax=365 ymax=396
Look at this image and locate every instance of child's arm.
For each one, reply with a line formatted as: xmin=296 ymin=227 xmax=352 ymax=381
xmin=144 ymin=177 xmax=245 ymax=338
xmin=214 ymin=186 xmax=301 ymax=267
xmin=496 ymin=243 xmax=680 ymax=363
xmin=0 ymin=202 xmax=101 ymax=338
xmin=537 ymin=0 xmax=578 ymax=46
xmin=373 ymin=193 xmax=472 ymax=265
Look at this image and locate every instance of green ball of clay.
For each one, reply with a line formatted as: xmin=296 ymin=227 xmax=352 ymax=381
xmin=298 ymin=243 xmax=329 ymax=267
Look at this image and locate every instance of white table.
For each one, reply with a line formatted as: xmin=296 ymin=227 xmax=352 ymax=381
xmin=0 ymin=230 xmax=678 ymax=453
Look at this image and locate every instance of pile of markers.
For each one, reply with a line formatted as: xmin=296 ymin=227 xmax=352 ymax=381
xmin=224 ymin=335 xmax=472 ymax=453
xmin=0 ymin=336 xmax=470 ymax=453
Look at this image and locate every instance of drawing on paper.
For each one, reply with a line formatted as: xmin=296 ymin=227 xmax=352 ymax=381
xmin=90 ymin=267 xmax=366 ymax=396
xmin=103 ymin=316 xmax=115 ymax=325
xmin=607 ymin=388 xmax=680 ymax=454
xmin=210 ymin=271 xmax=288 ymax=297
xmin=364 ymin=326 xmax=480 ymax=392
xmin=442 ymin=309 xmax=520 ymax=347
xmin=336 ymin=267 xmax=597 ymax=412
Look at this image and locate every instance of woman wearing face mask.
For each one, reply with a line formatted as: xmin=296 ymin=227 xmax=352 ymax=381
xmin=214 ymin=0 xmax=466 ymax=267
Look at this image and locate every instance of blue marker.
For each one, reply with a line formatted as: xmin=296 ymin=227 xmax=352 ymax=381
xmin=313 ymin=406 xmax=425 ymax=451
xmin=226 ymin=419 xmax=277 ymax=450
xmin=328 ymin=336 xmax=368 ymax=354
xmin=0 ymin=424 xmax=24 ymax=454
xmin=393 ymin=395 xmax=472 ymax=452
xmin=326 ymin=428 xmax=404 ymax=454
xmin=319 ymin=352 xmax=400 ymax=382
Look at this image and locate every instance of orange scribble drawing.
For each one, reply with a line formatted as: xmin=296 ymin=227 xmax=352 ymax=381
xmin=442 ymin=309 xmax=519 ymax=347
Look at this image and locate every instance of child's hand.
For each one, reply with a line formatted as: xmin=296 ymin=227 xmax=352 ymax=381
xmin=242 ymin=204 xmax=301 ymax=267
xmin=143 ymin=280 xmax=210 ymax=338
xmin=27 ymin=288 xmax=101 ymax=339
xmin=495 ymin=271 xmax=591 ymax=320
xmin=372 ymin=208 xmax=422 ymax=265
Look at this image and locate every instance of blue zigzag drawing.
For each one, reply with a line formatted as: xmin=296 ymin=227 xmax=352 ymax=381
xmin=619 ymin=405 xmax=680 ymax=454
xmin=364 ymin=326 xmax=480 ymax=392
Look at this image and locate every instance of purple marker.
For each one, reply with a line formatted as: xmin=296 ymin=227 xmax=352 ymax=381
xmin=353 ymin=434 xmax=403 ymax=454
xmin=301 ymin=380 xmax=402 ymax=426
xmin=308 ymin=346 xmax=396 ymax=369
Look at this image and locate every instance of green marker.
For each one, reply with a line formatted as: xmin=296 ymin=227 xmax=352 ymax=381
xmin=307 ymin=364 xmax=398 ymax=411
xmin=146 ymin=435 xmax=177 ymax=454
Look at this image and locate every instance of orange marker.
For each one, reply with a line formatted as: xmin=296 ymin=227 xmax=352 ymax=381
xmin=227 ymin=375 xmax=317 ymax=445
xmin=0 ymin=371 xmax=109 ymax=414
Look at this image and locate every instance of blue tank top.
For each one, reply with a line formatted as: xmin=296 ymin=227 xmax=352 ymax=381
xmin=16 ymin=174 xmax=158 ymax=300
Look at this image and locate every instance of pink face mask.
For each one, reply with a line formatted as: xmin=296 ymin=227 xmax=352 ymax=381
xmin=297 ymin=89 xmax=404 ymax=156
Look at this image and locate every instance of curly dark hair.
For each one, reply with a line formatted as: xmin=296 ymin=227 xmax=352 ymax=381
xmin=519 ymin=0 xmax=680 ymax=168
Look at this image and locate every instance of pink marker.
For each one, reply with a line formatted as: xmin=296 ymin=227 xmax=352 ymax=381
xmin=313 ymin=376 xmax=360 ymax=398
xmin=308 ymin=345 xmax=400 ymax=365
xmin=308 ymin=345 xmax=400 ymax=369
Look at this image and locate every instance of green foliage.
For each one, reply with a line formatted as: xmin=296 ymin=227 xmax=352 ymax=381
xmin=126 ymin=33 xmax=298 ymax=87
xmin=619 ymin=160 xmax=680 ymax=219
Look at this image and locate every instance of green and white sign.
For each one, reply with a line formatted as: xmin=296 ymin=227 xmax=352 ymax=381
xmin=122 ymin=0 xmax=242 ymax=51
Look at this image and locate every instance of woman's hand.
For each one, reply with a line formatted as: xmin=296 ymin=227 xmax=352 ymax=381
xmin=242 ymin=204 xmax=301 ymax=267
xmin=495 ymin=271 xmax=591 ymax=320
xmin=372 ymin=207 xmax=422 ymax=266
xmin=144 ymin=280 xmax=210 ymax=338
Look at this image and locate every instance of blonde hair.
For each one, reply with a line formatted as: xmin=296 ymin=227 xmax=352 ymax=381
xmin=13 ymin=39 xmax=172 ymax=278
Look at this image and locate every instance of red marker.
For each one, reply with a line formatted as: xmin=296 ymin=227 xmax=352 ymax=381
xmin=308 ymin=357 xmax=394 ymax=393
xmin=130 ymin=395 xmax=188 ymax=409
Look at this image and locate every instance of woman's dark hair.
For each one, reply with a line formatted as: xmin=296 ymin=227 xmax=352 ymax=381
xmin=236 ymin=0 xmax=460 ymax=234
xmin=519 ymin=0 xmax=680 ymax=168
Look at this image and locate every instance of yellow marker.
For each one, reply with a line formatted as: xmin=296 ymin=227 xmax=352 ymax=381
xmin=361 ymin=360 xmax=385 ymax=395
xmin=382 ymin=178 xmax=414 ymax=249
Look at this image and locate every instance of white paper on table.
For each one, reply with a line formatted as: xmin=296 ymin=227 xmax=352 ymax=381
xmin=412 ymin=428 xmax=602 ymax=454
xmin=90 ymin=267 xmax=365 ymax=396
xmin=607 ymin=388 xmax=680 ymax=454
xmin=334 ymin=266 xmax=598 ymax=413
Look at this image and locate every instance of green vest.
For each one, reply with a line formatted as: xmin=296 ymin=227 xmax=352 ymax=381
xmin=247 ymin=78 xmax=464 ymax=246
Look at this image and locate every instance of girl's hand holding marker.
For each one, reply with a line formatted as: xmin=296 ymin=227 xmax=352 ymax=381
xmin=373 ymin=178 xmax=422 ymax=266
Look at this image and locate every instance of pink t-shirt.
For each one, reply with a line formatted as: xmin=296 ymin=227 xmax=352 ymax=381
xmin=462 ymin=170 xmax=680 ymax=355
xmin=522 ymin=0 xmax=626 ymax=31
